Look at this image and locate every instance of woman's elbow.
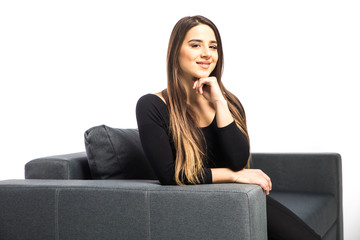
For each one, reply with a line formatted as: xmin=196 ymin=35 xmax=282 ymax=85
xmin=229 ymin=152 xmax=250 ymax=171
xmin=157 ymin=175 xmax=177 ymax=185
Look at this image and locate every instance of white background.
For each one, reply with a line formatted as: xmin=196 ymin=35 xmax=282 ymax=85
xmin=1 ymin=0 xmax=359 ymax=238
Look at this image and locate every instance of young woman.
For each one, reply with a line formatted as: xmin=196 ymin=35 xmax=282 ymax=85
xmin=136 ymin=15 xmax=321 ymax=240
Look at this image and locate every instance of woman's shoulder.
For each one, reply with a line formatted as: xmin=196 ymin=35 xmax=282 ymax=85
xmin=154 ymin=92 xmax=166 ymax=104
xmin=136 ymin=93 xmax=169 ymax=124
xmin=137 ymin=93 xmax=167 ymax=108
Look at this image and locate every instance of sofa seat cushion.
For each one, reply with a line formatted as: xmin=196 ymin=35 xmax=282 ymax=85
xmin=270 ymin=191 xmax=337 ymax=237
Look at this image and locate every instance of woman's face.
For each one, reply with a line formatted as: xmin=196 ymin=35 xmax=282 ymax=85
xmin=179 ymin=24 xmax=218 ymax=81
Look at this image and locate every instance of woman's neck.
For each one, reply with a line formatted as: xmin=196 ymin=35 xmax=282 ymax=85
xmin=180 ymin=77 xmax=215 ymax=124
xmin=181 ymin=76 xmax=207 ymax=106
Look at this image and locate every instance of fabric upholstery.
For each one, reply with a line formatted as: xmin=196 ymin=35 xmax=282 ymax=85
xmin=149 ymin=184 xmax=266 ymax=240
xmin=250 ymin=153 xmax=342 ymax=195
xmin=251 ymin=153 xmax=343 ymax=240
xmin=323 ymin=224 xmax=337 ymax=240
xmin=270 ymin=191 xmax=336 ymax=237
xmin=58 ymin=188 xmax=149 ymax=240
xmin=20 ymin=131 xmax=343 ymax=239
xmin=84 ymin=125 xmax=157 ymax=180
xmin=0 ymin=186 xmax=56 ymax=239
xmin=0 ymin=179 xmax=267 ymax=240
xmin=25 ymin=152 xmax=91 ymax=179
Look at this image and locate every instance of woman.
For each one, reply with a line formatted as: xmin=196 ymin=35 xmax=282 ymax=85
xmin=136 ymin=15 xmax=320 ymax=240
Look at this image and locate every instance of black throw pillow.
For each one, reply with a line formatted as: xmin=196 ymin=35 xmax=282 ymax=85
xmin=84 ymin=125 xmax=157 ymax=180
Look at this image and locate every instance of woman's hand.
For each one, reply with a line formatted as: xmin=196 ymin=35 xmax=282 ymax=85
xmin=233 ymin=169 xmax=272 ymax=195
xmin=192 ymin=77 xmax=225 ymax=104
xmin=193 ymin=76 xmax=233 ymax=127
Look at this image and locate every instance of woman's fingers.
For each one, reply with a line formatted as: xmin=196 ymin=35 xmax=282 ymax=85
xmin=234 ymin=169 xmax=272 ymax=195
xmin=256 ymin=169 xmax=272 ymax=191
xmin=193 ymin=80 xmax=198 ymax=91
xmin=261 ymin=170 xmax=272 ymax=190
xmin=259 ymin=180 xmax=270 ymax=195
xmin=257 ymin=175 xmax=270 ymax=194
xmin=192 ymin=77 xmax=224 ymax=103
xmin=259 ymin=170 xmax=272 ymax=193
xmin=194 ymin=78 xmax=207 ymax=95
xmin=193 ymin=79 xmax=204 ymax=94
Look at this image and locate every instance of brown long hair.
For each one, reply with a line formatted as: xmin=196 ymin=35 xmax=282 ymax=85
xmin=162 ymin=15 xmax=250 ymax=185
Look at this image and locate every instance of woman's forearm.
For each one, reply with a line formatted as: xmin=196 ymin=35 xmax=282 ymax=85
xmin=212 ymin=168 xmax=272 ymax=195
xmin=211 ymin=168 xmax=236 ymax=183
xmin=213 ymin=99 xmax=234 ymax=128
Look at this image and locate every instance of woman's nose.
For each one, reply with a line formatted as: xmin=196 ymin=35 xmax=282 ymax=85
xmin=200 ymin=47 xmax=210 ymax=58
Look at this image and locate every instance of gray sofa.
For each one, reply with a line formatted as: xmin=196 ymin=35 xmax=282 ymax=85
xmin=0 ymin=127 xmax=343 ymax=240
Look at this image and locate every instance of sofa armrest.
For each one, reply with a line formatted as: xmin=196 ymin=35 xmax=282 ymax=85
xmin=250 ymin=153 xmax=343 ymax=240
xmin=0 ymin=179 xmax=267 ymax=240
xmin=25 ymin=152 xmax=91 ymax=179
xmin=250 ymin=153 xmax=342 ymax=195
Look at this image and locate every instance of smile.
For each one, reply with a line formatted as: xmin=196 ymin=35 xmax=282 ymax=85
xmin=196 ymin=61 xmax=211 ymax=69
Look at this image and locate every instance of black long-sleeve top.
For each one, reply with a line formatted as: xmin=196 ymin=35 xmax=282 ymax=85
xmin=136 ymin=94 xmax=250 ymax=185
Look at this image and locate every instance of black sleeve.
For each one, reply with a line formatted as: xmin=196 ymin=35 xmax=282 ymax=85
xmin=136 ymin=94 xmax=212 ymax=185
xmin=216 ymin=120 xmax=250 ymax=171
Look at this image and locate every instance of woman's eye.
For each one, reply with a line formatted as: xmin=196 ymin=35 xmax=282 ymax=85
xmin=210 ymin=45 xmax=218 ymax=50
xmin=191 ymin=44 xmax=201 ymax=48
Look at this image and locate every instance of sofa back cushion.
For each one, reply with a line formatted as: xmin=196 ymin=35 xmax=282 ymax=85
xmin=84 ymin=125 xmax=157 ymax=180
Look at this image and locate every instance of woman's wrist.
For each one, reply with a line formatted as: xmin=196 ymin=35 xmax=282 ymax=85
xmin=213 ymin=98 xmax=227 ymax=108
xmin=213 ymin=99 xmax=234 ymax=128
xmin=211 ymin=168 xmax=236 ymax=183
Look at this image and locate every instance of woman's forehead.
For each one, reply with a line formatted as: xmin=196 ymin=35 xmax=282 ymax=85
xmin=184 ymin=24 xmax=216 ymax=42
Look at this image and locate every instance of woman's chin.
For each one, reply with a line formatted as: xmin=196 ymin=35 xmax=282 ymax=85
xmin=193 ymin=73 xmax=211 ymax=79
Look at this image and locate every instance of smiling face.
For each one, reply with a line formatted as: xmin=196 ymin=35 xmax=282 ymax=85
xmin=178 ymin=24 xmax=218 ymax=81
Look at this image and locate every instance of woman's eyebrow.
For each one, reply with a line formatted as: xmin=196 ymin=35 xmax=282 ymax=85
xmin=188 ymin=39 xmax=218 ymax=44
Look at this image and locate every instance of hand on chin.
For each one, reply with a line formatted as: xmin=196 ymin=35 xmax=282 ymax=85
xmin=192 ymin=73 xmax=211 ymax=82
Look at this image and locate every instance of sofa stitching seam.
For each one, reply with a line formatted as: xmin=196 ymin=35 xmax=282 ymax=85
xmin=55 ymin=188 xmax=60 ymax=240
xmin=66 ymin=162 xmax=70 ymax=179
xmin=245 ymin=186 xmax=265 ymax=240
xmin=41 ymin=188 xmax=258 ymax=194
xmin=104 ymin=126 xmax=123 ymax=173
xmin=0 ymin=185 xmax=260 ymax=194
xmin=146 ymin=191 xmax=151 ymax=240
xmin=246 ymin=191 xmax=252 ymax=240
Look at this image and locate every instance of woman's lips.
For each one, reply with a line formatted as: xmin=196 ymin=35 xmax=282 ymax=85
xmin=197 ymin=61 xmax=210 ymax=69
